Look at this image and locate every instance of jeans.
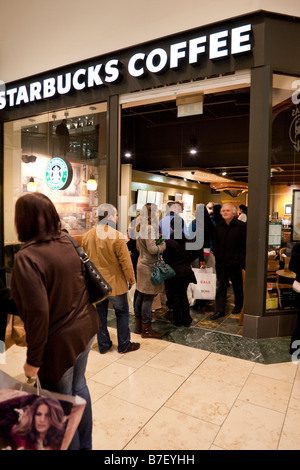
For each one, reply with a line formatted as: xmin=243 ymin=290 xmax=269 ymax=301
xmin=96 ymin=294 xmax=131 ymax=353
xmin=134 ymin=291 xmax=156 ymax=324
xmin=51 ymin=336 xmax=94 ymax=450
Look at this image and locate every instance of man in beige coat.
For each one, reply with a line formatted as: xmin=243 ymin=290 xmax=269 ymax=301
xmin=83 ymin=203 xmax=140 ymax=354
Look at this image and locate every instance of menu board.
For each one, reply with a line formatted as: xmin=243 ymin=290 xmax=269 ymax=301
xmin=268 ymin=222 xmax=282 ymax=246
xmin=136 ymin=189 xmax=164 ymax=211
xmin=292 ymin=190 xmax=300 ymax=241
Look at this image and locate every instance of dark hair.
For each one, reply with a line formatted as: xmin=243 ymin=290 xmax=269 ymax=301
xmin=15 ymin=193 xmax=61 ymax=242
xmin=11 ymin=397 xmax=66 ymax=450
xmin=239 ymin=204 xmax=247 ymax=214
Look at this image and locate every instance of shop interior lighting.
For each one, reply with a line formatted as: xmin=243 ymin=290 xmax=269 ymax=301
xmin=87 ymin=174 xmax=97 ymax=191
xmin=189 ymin=136 xmax=198 ymax=155
xmin=27 ymin=177 xmax=37 ymax=192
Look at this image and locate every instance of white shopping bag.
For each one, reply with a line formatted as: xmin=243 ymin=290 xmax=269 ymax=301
xmin=191 ymin=267 xmax=216 ymax=300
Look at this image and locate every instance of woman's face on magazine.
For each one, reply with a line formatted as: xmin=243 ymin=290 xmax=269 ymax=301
xmin=34 ymin=404 xmax=50 ymax=434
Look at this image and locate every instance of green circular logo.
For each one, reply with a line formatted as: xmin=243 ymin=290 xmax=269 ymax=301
xmin=45 ymin=158 xmax=73 ymax=190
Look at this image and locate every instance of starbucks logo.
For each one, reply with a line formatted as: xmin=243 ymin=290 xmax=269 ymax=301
xmin=289 ymin=110 xmax=300 ymax=152
xmin=45 ymin=158 xmax=73 ymax=190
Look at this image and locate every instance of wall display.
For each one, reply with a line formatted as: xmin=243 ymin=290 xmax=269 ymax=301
xmin=136 ymin=189 xmax=164 ymax=211
xmin=284 ymin=203 xmax=292 ymax=215
xmin=268 ymin=222 xmax=282 ymax=246
xmin=292 ymin=190 xmax=300 ymax=240
xmin=182 ymin=194 xmax=194 ymax=212
xmin=136 ymin=189 xmax=148 ymax=210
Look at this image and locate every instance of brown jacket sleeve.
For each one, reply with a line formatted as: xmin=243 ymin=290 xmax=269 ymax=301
xmin=11 ymin=252 xmax=49 ymax=368
xmin=113 ymin=237 xmax=136 ymax=286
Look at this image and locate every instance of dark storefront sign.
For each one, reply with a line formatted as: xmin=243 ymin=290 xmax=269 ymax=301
xmin=0 ymin=24 xmax=252 ymax=111
xmin=0 ymin=13 xmax=267 ymax=122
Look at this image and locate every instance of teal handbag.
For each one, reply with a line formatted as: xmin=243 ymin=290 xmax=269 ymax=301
xmin=150 ymin=248 xmax=176 ymax=286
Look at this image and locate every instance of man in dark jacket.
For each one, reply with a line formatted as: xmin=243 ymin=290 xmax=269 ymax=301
xmin=211 ymin=203 xmax=246 ymax=320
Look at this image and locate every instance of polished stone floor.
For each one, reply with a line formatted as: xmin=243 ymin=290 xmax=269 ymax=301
xmin=1 ymin=296 xmax=297 ymax=451
xmin=1 ymin=329 xmax=300 ymax=450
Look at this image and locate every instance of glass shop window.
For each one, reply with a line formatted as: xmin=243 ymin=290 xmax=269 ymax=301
xmin=266 ymin=74 xmax=300 ymax=312
xmin=3 ymin=103 xmax=107 ymax=272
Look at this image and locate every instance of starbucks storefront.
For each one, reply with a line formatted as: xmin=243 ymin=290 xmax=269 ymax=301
xmin=1 ymin=11 xmax=300 ymax=339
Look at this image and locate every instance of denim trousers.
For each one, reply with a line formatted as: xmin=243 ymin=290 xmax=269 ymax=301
xmin=134 ymin=291 xmax=156 ymax=324
xmin=96 ymin=293 xmax=130 ymax=353
xmin=52 ymin=336 xmax=95 ymax=450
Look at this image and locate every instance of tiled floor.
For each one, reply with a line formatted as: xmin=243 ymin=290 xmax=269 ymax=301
xmin=1 ymin=309 xmax=299 ymax=450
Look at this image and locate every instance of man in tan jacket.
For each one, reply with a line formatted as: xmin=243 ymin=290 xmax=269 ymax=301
xmin=83 ymin=203 xmax=140 ymax=354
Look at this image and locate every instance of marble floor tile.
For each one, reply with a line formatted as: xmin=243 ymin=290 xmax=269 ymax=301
xmin=0 ymin=344 xmax=26 ymax=378
xmin=117 ymin=348 xmax=157 ymax=369
xmin=166 ymin=373 xmax=241 ymax=426
xmin=251 ymin=361 xmax=297 ymax=383
xmin=86 ymin=349 xmax=119 ymax=379
xmin=124 ymin=406 xmax=219 ymax=450
xmin=146 ymin=343 xmax=210 ymax=377
xmin=278 ymin=408 xmax=300 ymax=450
xmin=238 ymin=373 xmax=293 ymax=413
xmin=214 ymin=399 xmax=285 ymax=450
xmin=91 ymin=362 xmax=136 ymax=388
xmin=288 ymin=378 xmax=300 ymax=411
xmin=92 ymin=394 xmax=154 ymax=450
xmin=110 ymin=365 xmax=186 ymax=412
xmin=193 ymin=353 xmax=255 ymax=388
xmin=87 ymin=378 xmax=112 ymax=403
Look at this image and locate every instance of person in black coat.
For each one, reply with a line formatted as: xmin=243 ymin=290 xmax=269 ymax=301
xmin=211 ymin=203 xmax=246 ymax=320
xmin=0 ymin=276 xmax=17 ymax=343
xmin=289 ymin=243 xmax=300 ymax=355
xmin=163 ymin=218 xmax=196 ymax=327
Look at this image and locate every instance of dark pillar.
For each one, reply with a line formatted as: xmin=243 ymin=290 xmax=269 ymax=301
xmin=106 ymin=95 xmax=120 ymax=209
xmin=0 ymin=123 xmax=4 ymax=267
xmin=243 ymin=65 xmax=272 ymax=338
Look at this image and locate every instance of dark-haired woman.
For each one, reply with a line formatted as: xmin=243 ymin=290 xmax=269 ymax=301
xmin=11 ymin=397 xmax=66 ymax=450
xmin=11 ymin=192 xmax=100 ymax=450
xmin=238 ymin=204 xmax=247 ymax=223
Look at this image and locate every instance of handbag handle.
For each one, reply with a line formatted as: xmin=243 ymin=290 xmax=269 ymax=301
xmin=64 ymin=232 xmax=89 ymax=264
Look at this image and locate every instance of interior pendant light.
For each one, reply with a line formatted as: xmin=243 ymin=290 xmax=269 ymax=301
xmin=27 ymin=177 xmax=37 ymax=192
xmin=87 ymin=174 xmax=97 ymax=191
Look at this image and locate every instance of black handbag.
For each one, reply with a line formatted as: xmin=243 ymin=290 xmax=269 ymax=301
xmin=64 ymin=233 xmax=112 ymax=303
xmin=150 ymin=248 xmax=176 ymax=286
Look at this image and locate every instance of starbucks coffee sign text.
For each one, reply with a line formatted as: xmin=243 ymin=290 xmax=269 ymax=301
xmin=0 ymin=24 xmax=251 ymax=110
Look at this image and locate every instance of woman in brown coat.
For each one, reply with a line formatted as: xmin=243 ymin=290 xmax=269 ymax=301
xmin=134 ymin=203 xmax=166 ymax=338
xmin=11 ymin=193 xmax=100 ymax=450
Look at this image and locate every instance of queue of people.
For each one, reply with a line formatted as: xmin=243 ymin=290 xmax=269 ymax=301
xmin=0 ymin=194 xmax=250 ymax=450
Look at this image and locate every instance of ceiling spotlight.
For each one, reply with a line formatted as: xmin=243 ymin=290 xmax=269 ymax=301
xmin=222 ymin=171 xmax=227 ymax=176
xmin=189 ymin=136 xmax=198 ymax=155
